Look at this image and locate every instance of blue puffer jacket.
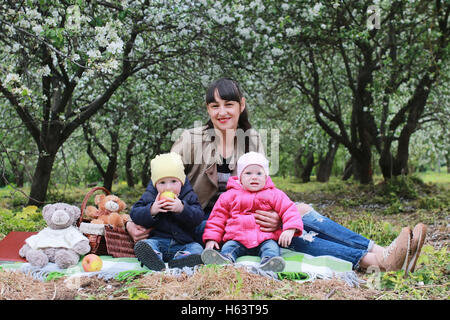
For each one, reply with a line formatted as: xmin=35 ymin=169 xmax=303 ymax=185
xmin=130 ymin=178 xmax=204 ymax=244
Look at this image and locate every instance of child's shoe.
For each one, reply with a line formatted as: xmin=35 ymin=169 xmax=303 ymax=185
xmin=134 ymin=240 xmax=166 ymax=271
xmin=168 ymin=253 xmax=203 ymax=269
xmin=201 ymin=248 xmax=233 ymax=265
xmin=376 ymin=227 xmax=411 ymax=271
xmin=259 ymin=256 xmax=285 ymax=272
xmin=405 ymin=223 xmax=427 ymax=273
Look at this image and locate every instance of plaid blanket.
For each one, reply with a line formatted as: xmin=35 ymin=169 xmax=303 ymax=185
xmin=0 ymin=249 xmax=362 ymax=287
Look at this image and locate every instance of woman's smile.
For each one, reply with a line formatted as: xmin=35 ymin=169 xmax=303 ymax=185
xmin=218 ymin=117 xmax=231 ymax=123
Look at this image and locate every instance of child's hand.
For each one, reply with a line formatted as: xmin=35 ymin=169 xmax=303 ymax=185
xmin=278 ymin=229 xmax=296 ymax=247
xmin=150 ymin=194 xmax=170 ymax=216
xmin=205 ymin=240 xmax=220 ymax=250
xmin=161 ymin=196 xmax=184 ymax=213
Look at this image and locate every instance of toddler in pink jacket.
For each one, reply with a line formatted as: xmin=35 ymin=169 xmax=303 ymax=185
xmin=201 ymin=152 xmax=303 ymax=272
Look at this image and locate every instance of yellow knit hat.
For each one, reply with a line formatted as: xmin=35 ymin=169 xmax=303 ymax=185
xmin=151 ymin=152 xmax=186 ymax=185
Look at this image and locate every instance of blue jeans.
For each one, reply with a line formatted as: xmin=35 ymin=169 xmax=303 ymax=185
xmin=289 ymin=209 xmax=373 ymax=270
xmin=220 ymin=239 xmax=280 ymax=262
xmin=141 ymin=237 xmax=203 ymax=262
xmin=195 ymin=208 xmax=373 ymax=270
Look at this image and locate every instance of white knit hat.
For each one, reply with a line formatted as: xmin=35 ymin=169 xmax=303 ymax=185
xmin=151 ymin=152 xmax=186 ymax=185
xmin=237 ymin=152 xmax=270 ymax=179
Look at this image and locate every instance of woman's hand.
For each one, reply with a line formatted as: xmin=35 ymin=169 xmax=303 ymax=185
xmin=253 ymin=210 xmax=282 ymax=232
xmin=126 ymin=221 xmax=152 ymax=242
xmin=205 ymin=240 xmax=220 ymax=250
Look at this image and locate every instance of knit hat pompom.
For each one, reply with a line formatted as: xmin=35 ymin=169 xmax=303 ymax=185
xmin=237 ymin=152 xmax=269 ymax=179
xmin=151 ymin=152 xmax=186 ymax=185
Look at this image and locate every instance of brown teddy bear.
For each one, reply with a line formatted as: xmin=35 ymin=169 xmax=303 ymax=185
xmin=85 ymin=194 xmax=130 ymax=228
xmin=19 ymin=203 xmax=91 ymax=269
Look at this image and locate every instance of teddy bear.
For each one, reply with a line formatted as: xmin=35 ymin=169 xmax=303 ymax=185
xmin=19 ymin=203 xmax=91 ymax=269
xmin=85 ymin=194 xmax=130 ymax=228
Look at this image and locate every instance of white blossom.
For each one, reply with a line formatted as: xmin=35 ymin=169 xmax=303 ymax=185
xmin=4 ymin=73 xmax=20 ymax=85
xmin=285 ymin=27 xmax=301 ymax=37
xmin=310 ymin=3 xmax=324 ymax=17
xmin=41 ymin=65 xmax=51 ymax=77
xmin=271 ymin=48 xmax=284 ymax=56
xmin=107 ymin=39 xmax=124 ymax=55
xmin=200 ymin=74 xmax=210 ymax=87
xmin=87 ymin=49 xmax=101 ymax=60
xmin=238 ymin=27 xmax=253 ymax=40
xmin=32 ymin=24 xmax=43 ymax=35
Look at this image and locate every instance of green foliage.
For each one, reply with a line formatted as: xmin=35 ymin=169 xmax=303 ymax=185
xmin=417 ymin=196 xmax=448 ymax=210
xmin=382 ymin=175 xmax=422 ymax=200
xmin=229 ymin=269 xmax=244 ymax=296
xmin=0 ymin=205 xmax=46 ymax=236
xmin=0 ymin=185 xmax=29 ymax=208
xmin=383 ymin=199 xmax=406 ymax=215
xmin=379 ymin=245 xmax=449 ymax=299
xmin=127 ymin=286 xmax=150 ymax=300
xmin=342 ymin=213 xmax=398 ymax=247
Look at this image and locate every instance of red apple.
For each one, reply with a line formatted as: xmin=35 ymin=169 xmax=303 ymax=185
xmin=82 ymin=254 xmax=103 ymax=272
xmin=160 ymin=191 xmax=176 ymax=200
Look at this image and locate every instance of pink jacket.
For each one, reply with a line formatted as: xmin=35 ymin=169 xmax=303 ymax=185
xmin=203 ymin=176 xmax=303 ymax=248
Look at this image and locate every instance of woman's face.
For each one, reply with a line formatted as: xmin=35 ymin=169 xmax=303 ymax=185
xmin=206 ymin=89 xmax=245 ymax=133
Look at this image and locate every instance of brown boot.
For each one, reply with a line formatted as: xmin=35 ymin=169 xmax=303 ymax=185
xmin=376 ymin=227 xmax=411 ymax=271
xmin=405 ymin=223 xmax=427 ymax=273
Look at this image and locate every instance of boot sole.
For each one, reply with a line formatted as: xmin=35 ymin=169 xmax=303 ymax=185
xmin=134 ymin=241 xmax=166 ymax=271
xmin=406 ymin=225 xmax=427 ymax=274
xmin=401 ymin=232 xmax=411 ymax=278
xmin=260 ymin=256 xmax=285 ymax=272
xmin=201 ymin=249 xmax=232 ymax=265
xmin=168 ymin=254 xmax=203 ymax=269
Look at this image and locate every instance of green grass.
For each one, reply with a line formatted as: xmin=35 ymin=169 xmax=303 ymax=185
xmin=417 ymin=171 xmax=450 ymax=187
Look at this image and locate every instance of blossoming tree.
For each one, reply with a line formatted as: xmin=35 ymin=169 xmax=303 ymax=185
xmin=0 ymin=0 xmax=215 ymax=205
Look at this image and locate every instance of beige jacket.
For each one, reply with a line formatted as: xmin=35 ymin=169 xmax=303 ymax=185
xmin=171 ymin=126 xmax=265 ymax=209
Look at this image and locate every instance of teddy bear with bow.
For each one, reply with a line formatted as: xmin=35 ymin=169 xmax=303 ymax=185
xmin=19 ymin=203 xmax=91 ymax=269
xmin=85 ymin=194 xmax=130 ymax=228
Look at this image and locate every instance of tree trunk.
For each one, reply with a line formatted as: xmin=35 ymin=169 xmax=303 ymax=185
xmin=27 ymin=153 xmax=57 ymax=206
xmin=125 ymin=135 xmax=136 ymax=188
xmin=379 ymin=148 xmax=393 ymax=179
xmin=141 ymin=156 xmax=151 ymax=188
xmin=293 ymin=147 xmax=304 ymax=180
xmin=102 ymin=131 xmax=119 ymax=191
xmin=103 ymin=157 xmax=117 ymax=192
xmin=15 ymin=169 xmax=24 ymax=187
xmin=342 ymin=158 xmax=353 ymax=181
xmin=317 ymin=139 xmax=338 ymax=182
xmin=300 ymin=152 xmax=315 ymax=183
xmin=446 ymin=151 xmax=450 ymax=174
xmin=354 ymin=152 xmax=373 ymax=184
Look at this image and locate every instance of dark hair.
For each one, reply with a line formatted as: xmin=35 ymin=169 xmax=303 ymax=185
xmin=205 ymin=78 xmax=252 ymax=131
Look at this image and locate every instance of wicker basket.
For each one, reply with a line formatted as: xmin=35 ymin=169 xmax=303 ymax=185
xmin=78 ymin=186 xmax=135 ymax=257
xmin=78 ymin=186 xmax=110 ymax=255
xmin=104 ymin=225 xmax=135 ymax=258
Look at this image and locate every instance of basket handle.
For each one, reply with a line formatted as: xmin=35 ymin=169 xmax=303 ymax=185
xmin=78 ymin=186 xmax=111 ymax=227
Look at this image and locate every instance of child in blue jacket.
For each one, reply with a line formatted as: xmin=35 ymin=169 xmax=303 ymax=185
xmin=130 ymin=152 xmax=204 ymax=271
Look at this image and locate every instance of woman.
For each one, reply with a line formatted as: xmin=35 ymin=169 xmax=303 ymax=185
xmin=126 ymin=78 xmax=427 ymax=274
